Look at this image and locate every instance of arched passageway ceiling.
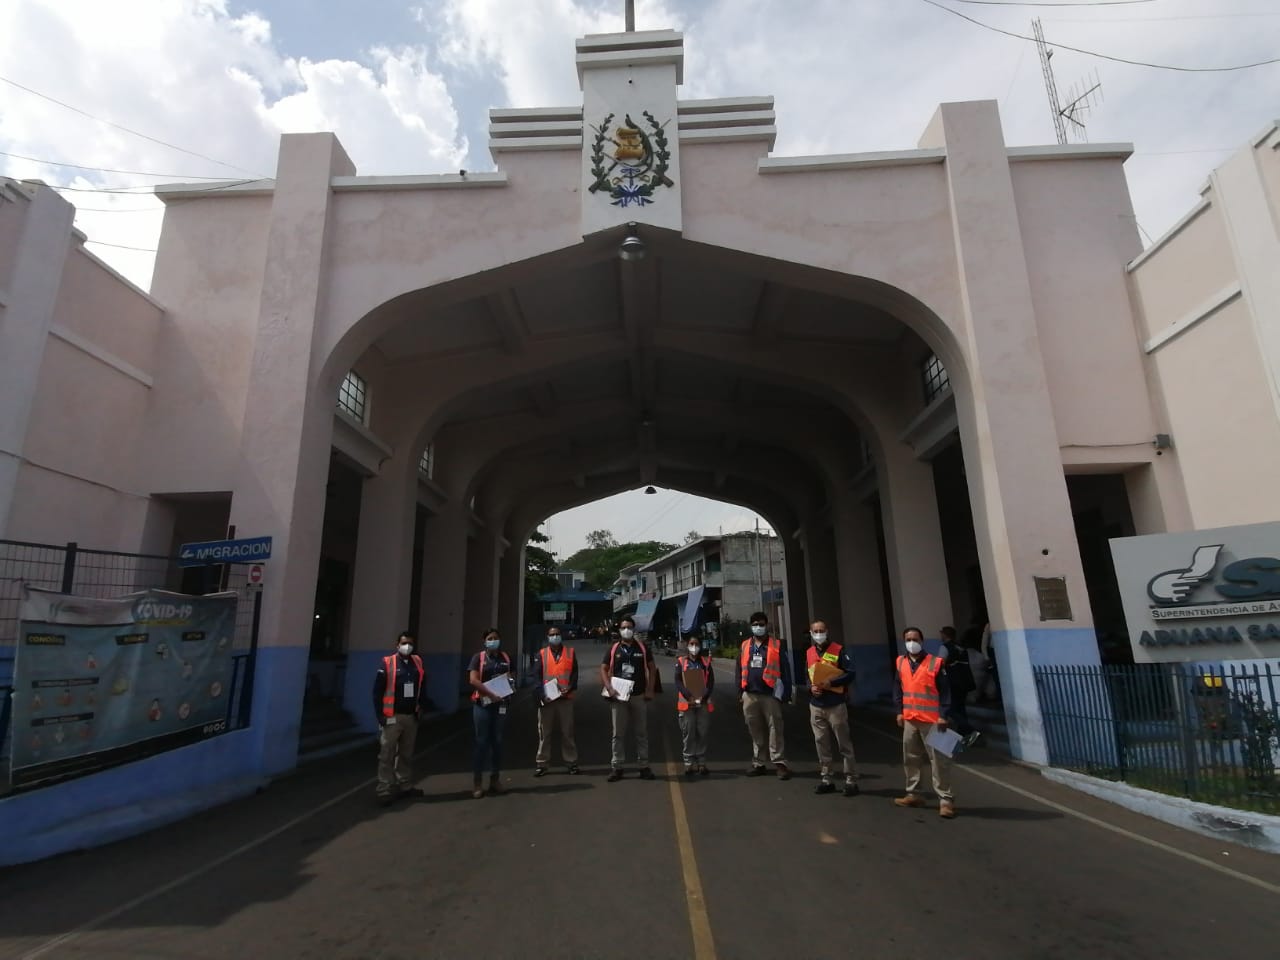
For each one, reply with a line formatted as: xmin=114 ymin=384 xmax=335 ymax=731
xmin=361 ymin=233 xmax=952 ymax=461
xmin=430 ymin=353 xmax=866 ymax=503
xmin=503 ymin=467 xmax=802 ymax=558
xmin=474 ymin=431 xmax=824 ymax=536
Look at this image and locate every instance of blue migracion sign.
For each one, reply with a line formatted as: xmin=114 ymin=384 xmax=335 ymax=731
xmin=178 ymin=536 xmax=272 ymax=567
xmin=11 ymin=588 xmax=239 ymax=787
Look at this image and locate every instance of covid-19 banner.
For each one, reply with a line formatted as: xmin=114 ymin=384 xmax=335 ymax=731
xmin=10 ymin=587 xmax=239 ymax=787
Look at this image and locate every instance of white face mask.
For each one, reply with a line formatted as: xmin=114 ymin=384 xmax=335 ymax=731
xmin=905 ymin=639 xmax=923 ymax=656
xmin=398 ymin=643 xmax=413 ymax=656
xmin=620 ymin=628 xmax=635 ymax=640
xmin=751 ymin=625 xmax=767 ymax=637
xmin=687 ymin=645 xmax=701 ymax=657
xmin=484 ymin=638 xmax=500 ymax=651
xmin=548 ymin=634 xmax=562 ymax=646
xmin=810 ymin=632 xmax=827 ymax=644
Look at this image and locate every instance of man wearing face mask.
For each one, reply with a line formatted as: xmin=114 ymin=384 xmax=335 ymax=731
xmin=371 ymin=631 xmax=428 ymax=806
xmin=893 ymin=626 xmax=955 ymax=818
xmin=600 ymin=616 xmax=656 ymax=781
xmin=532 ymin=626 xmax=579 ymax=776
xmin=674 ymin=632 xmax=715 ymax=776
xmin=805 ymin=619 xmax=859 ymax=796
xmin=736 ymin=611 xmax=792 ymax=780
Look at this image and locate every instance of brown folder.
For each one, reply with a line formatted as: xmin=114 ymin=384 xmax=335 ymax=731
xmin=809 ymin=659 xmax=845 ymax=692
xmin=682 ymin=667 xmax=707 ymax=699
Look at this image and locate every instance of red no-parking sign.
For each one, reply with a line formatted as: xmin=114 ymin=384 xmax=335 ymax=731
xmin=248 ymin=564 xmax=265 ymax=585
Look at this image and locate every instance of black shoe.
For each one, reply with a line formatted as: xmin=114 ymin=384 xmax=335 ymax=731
xmin=776 ymin=764 xmax=792 ymax=781
xmin=533 ymin=767 xmax=547 ymax=778
xmin=697 ymin=764 xmax=710 ymax=777
xmin=684 ymin=765 xmax=696 ymax=777
xmin=814 ymin=780 xmax=836 ymax=795
xmin=608 ymin=769 xmax=623 ymax=782
xmin=843 ymin=780 xmax=860 ymax=798
xmin=639 ymin=767 xmax=656 ymax=780
xmin=746 ymin=764 xmax=767 ymax=777
xmin=398 ymin=786 xmax=424 ymax=799
xmin=377 ymin=794 xmax=394 ymax=807
xmin=568 ymin=764 xmax=580 ymax=775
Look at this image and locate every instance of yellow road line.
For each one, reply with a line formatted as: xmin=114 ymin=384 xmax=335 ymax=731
xmin=663 ymin=728 xmax=718 ymax=960
xmin=855 ymin=720 xmax=1280 ymax=896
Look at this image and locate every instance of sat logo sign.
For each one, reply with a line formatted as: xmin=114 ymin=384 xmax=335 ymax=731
xmin=1110 ymin=521 xmax=1280 ymax=663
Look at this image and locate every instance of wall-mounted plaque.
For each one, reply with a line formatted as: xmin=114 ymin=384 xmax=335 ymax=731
xmin=1034 ymin=576 xmax=1073 ymax=622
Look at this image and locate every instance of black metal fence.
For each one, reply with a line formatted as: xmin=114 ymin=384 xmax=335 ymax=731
xmin=1035 ymin=662 xmax=1280 ymax=814
xmin=0 ymin=539 xmax=260 ymax=794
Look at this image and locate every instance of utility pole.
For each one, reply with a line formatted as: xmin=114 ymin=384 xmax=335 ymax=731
xmin=625 ymin=0 xmax=635 ymax=32
xmin=754 ymin=518 xmax=764 ymax=615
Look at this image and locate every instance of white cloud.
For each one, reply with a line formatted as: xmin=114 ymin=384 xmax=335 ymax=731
xmin=0 ymin=0 xmax=467 ymax=287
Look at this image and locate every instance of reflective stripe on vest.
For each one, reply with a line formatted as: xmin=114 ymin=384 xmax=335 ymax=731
xmin=739 ymin=637 xmax=782 ymax=689
xmin=805 ymin=642 xmax=846 ymax=695
xmin=383 ymin=654 xmax=425 ymax=717
xmin=676 ymin=655 xmax=714 ymax=712
xmin=897 ymin=654 xmax=943 ymax=722
xmin=472 ymin=650 xmax=511 ymax=703
xmin=541 ymin=646 xmax=575 ymax=699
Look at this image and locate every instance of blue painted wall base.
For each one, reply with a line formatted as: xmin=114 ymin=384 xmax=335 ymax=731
xmin=993 ymin=627 xmax=1102 ymax=765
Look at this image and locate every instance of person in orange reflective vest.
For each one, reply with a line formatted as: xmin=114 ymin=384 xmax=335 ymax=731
xmin=674 ymin=633 xmax=715 ymax=776
xmin=736 ymin=611 xmax=793 ymax=779
xmin=893 ymin=626 xmax=956 ymax=818
xmin=533 ymin=625 xmax=579 ymax=776
xmin=371 ymin=631 xmax=427 ymax=806
xmin=805 ymin=619 xmax=859 ymax=796
xmin=468 ymin=627 xmax=513 ymax=799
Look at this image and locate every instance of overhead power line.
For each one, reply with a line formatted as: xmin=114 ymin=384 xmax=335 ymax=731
xmin=44 ymin=177 xmax=263 ymax=195
xmin=83 ymin=238 xmax=158 ymax=253
xmin=950 ymin=1 xmax=1156 ymax=6
xmin=0 ymin=74 xmax=263 ymax=177
xmin=921 ymin=0 xmax=1280 ymax=71
xmin=0 ymin=149 xmax=231 ymax=180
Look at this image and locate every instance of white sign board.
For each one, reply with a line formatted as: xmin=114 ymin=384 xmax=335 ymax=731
xmin=1109 ymin=521 xmax=1280 ymax=663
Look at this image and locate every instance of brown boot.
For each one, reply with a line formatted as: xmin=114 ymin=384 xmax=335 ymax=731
xmin=488 ymin=774 xmax=504 ymax=796
xmin=939 ymin=800 xmax=957 ymax=819
xmin=894 ymin=794 xmax=925 ymax=808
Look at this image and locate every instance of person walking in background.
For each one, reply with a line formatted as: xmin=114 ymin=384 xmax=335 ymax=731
xmin=893 ymin=626 xmax=956 ymax=819
xmin=533 ymin=625 xmax=579 ymax=776
xmin=372 ymin=632 xmax=427 ymax=806
xmin=737 ymin=611 xmax=792 ymax=780
xmin=805 ymin=619 xmax=858 ymax=797
xmin=675 ymin=632 xmax=714 ymax=776
xmin=939 ymin=625 xmax=980 ymax=748
xmin=601 ymin=616 xmax=656 ymax=781
xmin=468 ymin=628 xmax=513 ymax=799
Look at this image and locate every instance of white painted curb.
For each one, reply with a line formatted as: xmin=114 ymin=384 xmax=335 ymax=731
xmin=1042 ymin=767 xmax=1280 ymax=855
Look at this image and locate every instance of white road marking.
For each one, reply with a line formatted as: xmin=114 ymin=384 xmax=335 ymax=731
xmin=856 ymin=720 xmax=1280 ymax=896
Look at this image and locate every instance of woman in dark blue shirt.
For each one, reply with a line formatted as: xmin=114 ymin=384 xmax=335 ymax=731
xmin=468 ymin=627 xmax=513 ymax=799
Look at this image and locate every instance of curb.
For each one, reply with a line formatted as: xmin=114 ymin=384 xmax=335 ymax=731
xmin=1041 ymin=767 xmax=1280 ymax=855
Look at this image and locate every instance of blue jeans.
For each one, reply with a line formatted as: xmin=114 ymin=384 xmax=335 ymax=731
xmin=472 ymin=703 xmax=506 ymax=779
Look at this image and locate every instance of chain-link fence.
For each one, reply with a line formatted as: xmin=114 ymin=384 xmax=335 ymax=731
xmin=1 ymin=539 xmax=260 ymax=794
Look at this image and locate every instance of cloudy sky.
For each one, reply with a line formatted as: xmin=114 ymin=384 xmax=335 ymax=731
xmin=3 ymin=0 xmax=1278 ymax=557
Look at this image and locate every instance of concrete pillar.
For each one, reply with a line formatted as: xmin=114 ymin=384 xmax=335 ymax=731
xmin=922 ymin=102 xmax=1099 ymax=764
xmin=416 ymin=504 xmax=471 ymax=713
xmin=831 ymin=494 xmax=893 ymax=701
xmin=496 ymin=541 xmax=526 ymax=683
xmin=462 ymin=528 xmax=502 ymax=648
xmin=782 ymin=537 xmax=810 ymax=657
xmin=801 ymin=523 xmax=842 ymax=641
xmin=341 ymin=461 xmax=418 ymax=731
xmin=877 ymin=444 xmax=954 ymax=647
xmin=0 ymin=185 xmax=74 ymax=537
xmin=226 ymin=133 xmax=356 ymax=775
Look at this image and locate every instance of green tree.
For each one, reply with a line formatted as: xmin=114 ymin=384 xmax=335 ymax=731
xmin=684 ymin=530 xmax=700 ymax=544
xmin=562 ymin=538 xmax=676 ymax=592
xmin=585 ymin=529 xmax=619 ymax=550
xmin=524 ymin=529 xmax=559 ymax=622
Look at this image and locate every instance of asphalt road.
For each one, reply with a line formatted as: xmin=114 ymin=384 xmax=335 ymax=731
xmin=2 ymin=650 xmax=1279 ymax=960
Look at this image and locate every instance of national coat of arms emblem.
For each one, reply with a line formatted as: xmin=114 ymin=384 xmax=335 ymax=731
xmin=588 ymin=111 xmax=674 ymax=206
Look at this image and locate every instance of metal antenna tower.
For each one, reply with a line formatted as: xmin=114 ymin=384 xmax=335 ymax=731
xmin=1033 ymin=18 xmax=1103 ymax=145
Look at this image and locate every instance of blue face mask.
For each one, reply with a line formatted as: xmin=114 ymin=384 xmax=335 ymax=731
xmin=484 ymin=639 xmax=500 ymax=652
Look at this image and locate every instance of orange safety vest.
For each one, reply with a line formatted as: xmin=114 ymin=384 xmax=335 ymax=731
xmin=540 ymin=645 xmax=576 ymax=699
xmin=607 ymin=640 xmax=649 ymax=690
xmin=382 ymin=654 xmax=425 ymax=717
xmin=806 ymin=641 xmax=847 ymax=695
xmin=471 ymin=650 xmax=512 ymax=703
xmin=739 ymin=637 xmax=782 ymax=690
xmin=897 ymin=654 xmax=944 ymax=722
xmin=676 ymin=655 xmax=714 ymax=712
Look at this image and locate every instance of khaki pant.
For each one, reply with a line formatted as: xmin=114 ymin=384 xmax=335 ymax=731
xmin=376 ymin=712 xmax=418 ymax=796
xmin=609 ymin=697 xmax=649 ymax=768
xmin=678 ymin=706 xmax=711 ymax=765
xmin=810 ymin=702 xmax=857 ymax=779
xmin=742 ymin=691 xmax=786 ymax=764
xmin=903 ymin=718 xmax=953 ymax=801
xmin=536 ymin=697 xmax=578 ymax=765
